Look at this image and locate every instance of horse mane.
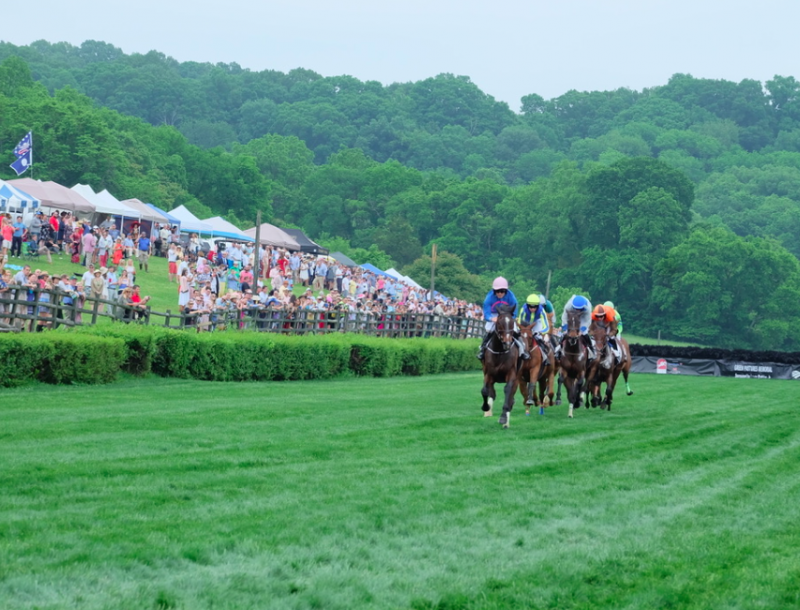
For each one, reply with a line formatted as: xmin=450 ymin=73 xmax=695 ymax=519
xmin=495 ymin=303 xmax=514 ymax=316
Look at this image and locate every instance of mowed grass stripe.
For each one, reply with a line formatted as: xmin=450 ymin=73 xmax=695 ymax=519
xmin=1 ymin=374 xmax=799 ymax=609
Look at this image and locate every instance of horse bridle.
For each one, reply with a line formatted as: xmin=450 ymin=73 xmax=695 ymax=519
xmin=488 ymin=314 xmax=515 ymax=354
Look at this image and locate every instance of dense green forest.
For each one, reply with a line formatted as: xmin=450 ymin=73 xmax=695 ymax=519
xmin=2 ymin=40 xmax=800 ymax=350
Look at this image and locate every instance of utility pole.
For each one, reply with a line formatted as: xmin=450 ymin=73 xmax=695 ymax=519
xmin=429 ymin=243 xmax=437 ymax=296
xmin=253 ymin=210 xmax=261 ymax=284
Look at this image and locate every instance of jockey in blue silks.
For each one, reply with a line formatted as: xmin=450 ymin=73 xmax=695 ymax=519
xmin=477 ymin=276 xmax=530 ymax=361
xmin=517 ymin=293 xmax=551 ymax=366
xmin=555 ymin=294 xmax=596 ymax=361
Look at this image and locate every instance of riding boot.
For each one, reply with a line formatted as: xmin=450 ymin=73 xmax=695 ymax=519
xmin=477 ymin=332 xmax=491 ymax=360
xmin=582 ymin=334 xmax=596 ymax=361
xmin=609 ymin=337 xmax=621 ymax=364
xmin=516 ymin=337 xmax=530 ymax=360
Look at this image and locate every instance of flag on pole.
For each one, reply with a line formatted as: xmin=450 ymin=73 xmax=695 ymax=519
xmin=10 ymin=131 xmax=32 ymax=176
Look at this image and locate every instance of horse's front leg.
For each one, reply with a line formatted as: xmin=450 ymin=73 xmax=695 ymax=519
xmin=555 ymin=371 xmax=564 ymax=405
xmin=481 ymin=376 xmax=495 ymax=417
xmin=603 ymin=373 xmax=617 ymax=410
xmin=526 ymin=365 xmax=539 ymax=409
xmin=499 ymin=377 xmax=517 ymax=428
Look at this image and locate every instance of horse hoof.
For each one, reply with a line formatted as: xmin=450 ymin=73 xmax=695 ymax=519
xmin=484 ymin=410 xmax=492 ymax=417
xmin=525 ymin=400 xmax=533 ymax=406
xmin=555 ymin=399 xmax=562 ymax=406
xmin=627 ymin=390 xmax=633 ymax=396
xmin=499 ymin=412 xmax=509 ymax=427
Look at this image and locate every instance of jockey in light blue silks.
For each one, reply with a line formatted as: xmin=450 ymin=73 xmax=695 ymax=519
xmin=555 ymin=294 xmax=596 ymax=361
xmin=517 ymin=293 xmax=551 ymax=366
xmin=477 ymin=276 xmax=530 ymax=361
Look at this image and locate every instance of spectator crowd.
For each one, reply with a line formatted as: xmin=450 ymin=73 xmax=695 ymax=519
xmin=1 ymin=210 xmax=482 ymax=337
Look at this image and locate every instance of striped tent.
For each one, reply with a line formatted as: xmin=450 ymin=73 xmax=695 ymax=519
xmin=0 ymin=180 xmax=40 ymax=210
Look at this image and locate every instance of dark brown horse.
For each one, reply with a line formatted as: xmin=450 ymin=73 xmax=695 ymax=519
xmin=559 ymin=310 xmax=588 ymax=418
xmin=518 ymin=324 xmax=555 ymax=415
xmin=586 ymin=321 xmax=616 ymax=409
xmin=481 ymin=307 xmax=521 ymax=428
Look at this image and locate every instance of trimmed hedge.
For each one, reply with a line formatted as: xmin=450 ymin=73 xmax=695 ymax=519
xmin=0 ymin=333 xmax=126 ymax=387
xmin=36 ymin=326 xmax=482 ymax=384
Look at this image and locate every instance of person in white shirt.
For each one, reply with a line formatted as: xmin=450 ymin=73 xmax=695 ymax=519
xmin=82 ymin=265 xmax=95 ymax=292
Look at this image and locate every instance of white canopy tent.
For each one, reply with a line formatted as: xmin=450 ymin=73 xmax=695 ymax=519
xmin=202 ymin=216 xmax=254 ymax=242
xmin=385 ymin=267 xmax=422 ymax=288
xmin=167 ymin=205 xmax=215 ymax=235
xmin=71 ymin=184 xmax=140 ymax=218
xmin=0 ymin=179 xmax=40 ymax=212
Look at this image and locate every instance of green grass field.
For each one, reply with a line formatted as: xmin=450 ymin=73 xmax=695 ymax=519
xmin=2 ymin=373 xmax=800 ymax=609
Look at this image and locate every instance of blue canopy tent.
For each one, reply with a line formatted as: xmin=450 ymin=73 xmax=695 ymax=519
xmin=146 ymin=203 xmax=181 ymax=228
xmin=0 ymin=180 xmax=40 ymax=211
xmin=360 ymin=262 xmax=393 ymax=277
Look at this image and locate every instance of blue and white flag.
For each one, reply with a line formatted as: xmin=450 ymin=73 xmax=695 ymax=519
xmin=9 ymin=131 xmax=32 ymax=176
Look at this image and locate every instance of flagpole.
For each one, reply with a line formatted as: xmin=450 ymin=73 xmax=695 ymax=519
xmin=29 ymin=132 xmax=33 ymax=179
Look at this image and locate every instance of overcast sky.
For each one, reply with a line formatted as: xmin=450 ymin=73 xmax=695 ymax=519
xmin=3 ymin=0 xmax=799 ymax=111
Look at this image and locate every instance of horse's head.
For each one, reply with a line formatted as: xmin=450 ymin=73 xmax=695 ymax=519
xmin=518 ymin=323 xmax=534 ymax=349
xmin=591 ymin=322 xmax=614 ymax=367
xmin=592 ymin=321 xmax=608 ymax=350
xmin=494 ymin=306 xmax=515 ymax=350
xmin=566 ymin=310 xmax=582 ymax=338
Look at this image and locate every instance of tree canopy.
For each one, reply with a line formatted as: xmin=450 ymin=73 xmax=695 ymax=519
xmin=4 ymin=44 xmax=800 ymax=349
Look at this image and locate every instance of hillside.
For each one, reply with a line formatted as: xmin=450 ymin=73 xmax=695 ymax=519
xmin=2 ymin=43 xmax=800 ymax=350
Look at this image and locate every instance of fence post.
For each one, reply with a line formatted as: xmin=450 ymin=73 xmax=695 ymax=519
xmin=91 ymin=297 xmax=100 ymax=325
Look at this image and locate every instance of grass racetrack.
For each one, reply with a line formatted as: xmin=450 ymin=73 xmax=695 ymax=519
xmin=2 ymin=373 xmax=800 ymax=609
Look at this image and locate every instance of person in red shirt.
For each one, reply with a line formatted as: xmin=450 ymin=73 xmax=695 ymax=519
xmin=130 ymin=284 xmax=151 ymax=320
xmin=49 ymin=212 xmax=60 ymax=234
xmin=277 ymin=253 xmax=289 ymax=276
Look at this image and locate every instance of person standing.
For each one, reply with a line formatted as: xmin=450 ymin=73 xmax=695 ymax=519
xmin=81 ymin=228 xmax=97 ymax=267
xmin=137 ymin=233 xmax=151 ymax=272
xmin=11 ymin=216 xmax=25 ymax=258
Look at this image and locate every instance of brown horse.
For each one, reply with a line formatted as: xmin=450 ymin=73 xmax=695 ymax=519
xmin=586 ymin=321 xmax=617 ymax=409
xmin=481 ymin=308 xmax=521 ymax=428
xmin=559 ymin=310 xmax=589 ymax=419
xmin=518 ymin=324 xmax=555 ymax=415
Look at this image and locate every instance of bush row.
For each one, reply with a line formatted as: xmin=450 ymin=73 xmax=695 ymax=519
xmin=0 ymin=327 xmax=481 ymax=386
xmin=0 ymin=333 xmax=126 ymax=387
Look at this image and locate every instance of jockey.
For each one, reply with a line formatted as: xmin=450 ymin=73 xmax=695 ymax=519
xmin=517 ymin=293 xmax=551 ymax=366
xmin=477 ymin=276 xmax=530 ymax=361
xmin=539 ymin=293 xmax=558 ymax=347
xmin=604 ymin=301 xmax=623 ymax=336
xmin=591 ymin=304 xmax=621 ymax=364
xmin=556 ymin=294 xmax=595 ymax=360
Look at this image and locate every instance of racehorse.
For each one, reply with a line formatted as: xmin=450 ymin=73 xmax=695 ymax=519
xmin=481 ymin=306 xmax=521 ymax=428
xmin=518 ymin=324 xmax=555 ymax=415
xmin=559 ymin=309 xmax=588 ymax=418
xmin=585 ymin=321 xmax=616 ymax=410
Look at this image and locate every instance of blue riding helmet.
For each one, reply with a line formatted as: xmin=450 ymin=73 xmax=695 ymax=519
xmin=572 ymin=295 xmax=588 ymax=310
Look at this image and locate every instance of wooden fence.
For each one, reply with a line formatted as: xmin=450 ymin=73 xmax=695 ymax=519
xmin=0 ymin=287 xmax=484 ymax=339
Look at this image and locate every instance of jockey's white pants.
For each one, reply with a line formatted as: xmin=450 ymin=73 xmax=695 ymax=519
xmin=485 ymin=321 xmax=520 ymax=333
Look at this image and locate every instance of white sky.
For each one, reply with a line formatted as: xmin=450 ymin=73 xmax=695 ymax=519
xmin=3 ymin=0 xmax=799 ymax=111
